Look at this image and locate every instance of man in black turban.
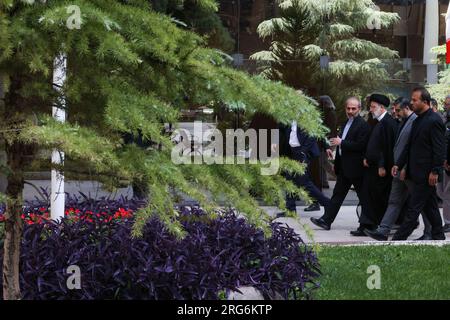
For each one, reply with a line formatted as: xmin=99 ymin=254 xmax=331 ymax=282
xmin=351 ymin=94 xmax=399 ymax=236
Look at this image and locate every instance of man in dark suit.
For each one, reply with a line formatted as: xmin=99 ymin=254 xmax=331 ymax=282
xmin=310 ymin=97 xmax=370 ymax=230
xmin=277 ymin=121 xmax=331 ymax=217
xmin=392 ymin=87 xmax=446 ymax=240
xmin=364 ymin=99 xmax=417 ymax=240
xmin=351 ymin=94 xmax=398 ymax=236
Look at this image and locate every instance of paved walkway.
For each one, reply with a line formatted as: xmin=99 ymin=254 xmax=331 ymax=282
xmin=261 ymin=205 xmax=447 ymax=244
xmin=23 ymin=179 xmax=448 ymax=244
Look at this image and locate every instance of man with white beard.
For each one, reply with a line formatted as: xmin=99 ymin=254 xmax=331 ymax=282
xmin=365 ymin=99 xmax=421 ymax=240
xmin=350 ymin=94 xmax=398 ymax=236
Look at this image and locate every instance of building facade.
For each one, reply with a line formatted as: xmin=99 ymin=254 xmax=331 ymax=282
xmin=218 ymin=0 xmax=449 ymax=96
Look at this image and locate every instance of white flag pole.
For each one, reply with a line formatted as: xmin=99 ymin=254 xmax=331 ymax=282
xmin=51 ymin=54 xmax=67 ymax=221
xmin=423 ymin=0 xmax=439 ymax=84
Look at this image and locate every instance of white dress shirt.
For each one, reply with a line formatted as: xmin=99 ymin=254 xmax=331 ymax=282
xmin=339 ymin=117 xmax=354 ymax=155
xmin=289 ymin=121 xmax=301 ymax=147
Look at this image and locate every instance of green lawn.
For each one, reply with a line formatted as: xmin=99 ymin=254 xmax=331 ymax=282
xmin=315 ymin=244 xmax=450 ymax=300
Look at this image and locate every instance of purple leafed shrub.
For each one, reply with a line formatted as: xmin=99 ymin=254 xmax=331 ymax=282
xmin=0 ymin=205 xmax=321 ymax=300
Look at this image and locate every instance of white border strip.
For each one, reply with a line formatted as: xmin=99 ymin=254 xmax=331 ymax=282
xmin=320 ymin=240 xmax=450 ymax=247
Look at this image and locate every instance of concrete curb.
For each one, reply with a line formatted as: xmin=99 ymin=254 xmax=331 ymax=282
xmin=320 ymin=240 xmax=450 ymax=247
xmin=227 ymin=287 xmax=284 ymax=300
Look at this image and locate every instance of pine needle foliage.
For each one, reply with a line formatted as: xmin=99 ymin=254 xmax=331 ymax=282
xmin=250 ymin=0 xmax=400 ymax=107
xmin=0 ymin=0 xmax=326 ymax=239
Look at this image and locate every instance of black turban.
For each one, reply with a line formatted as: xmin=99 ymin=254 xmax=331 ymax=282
xmin=369 ymin=94 xmax=390 ymax=109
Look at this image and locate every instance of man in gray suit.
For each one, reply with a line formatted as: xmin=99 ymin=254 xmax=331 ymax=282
xmin=365 ymin=99 xmax=420 ymax=240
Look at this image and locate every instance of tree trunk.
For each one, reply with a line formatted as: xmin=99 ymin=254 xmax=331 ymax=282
xmin=2 ymin=75 xmax=28 ymax=300
xmin=2 ymin=165 xmax=24 ymax=300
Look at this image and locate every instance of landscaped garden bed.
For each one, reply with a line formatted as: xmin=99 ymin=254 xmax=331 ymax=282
xmin=0 ymin=197 xmax=321 ymax=300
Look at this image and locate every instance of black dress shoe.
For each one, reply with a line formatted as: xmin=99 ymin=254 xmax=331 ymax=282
xmin=310 ymin=217 xmax=331 ymax=230
xmin=391 ymin=235 xmax=406 ymax=241
xmin=364 ymin=229 xmax=388 ymax=241
xmin=304 ymin=203 xmax=321 ymax=212
xmin=443 ymin=224 xmax=450 ymax=233
xmin=350 ymin=229 xmax=367 ymax=237
xmin=414 ymin=234 xmax=432 ymax=241
xmin=432 ymin=233 xmax=446 ymax=240
xmin=275 ymin=212 xmax=287 ymax=218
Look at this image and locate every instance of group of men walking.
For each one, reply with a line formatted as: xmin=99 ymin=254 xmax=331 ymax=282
xmin=281 ymin=87 xmax=450 ymax=241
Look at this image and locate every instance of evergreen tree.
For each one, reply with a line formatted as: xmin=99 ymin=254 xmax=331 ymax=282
xmin=0 ymin=0 xmax=325 ymax=299
xmin=250 ymin=0 xmax=400 ymax=109
xmin=149 ymin=0 xmax=235 ymax=52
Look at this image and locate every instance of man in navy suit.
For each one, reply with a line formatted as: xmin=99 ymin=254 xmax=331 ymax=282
xmin=392 ymin=87 xmax=446 ymax=240
xmin=277 ymin=121 xmax=331 ymax=217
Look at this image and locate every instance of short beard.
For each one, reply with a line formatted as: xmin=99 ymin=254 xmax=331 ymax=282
xmin=372 ymin=109 xmax=383 ymax=118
